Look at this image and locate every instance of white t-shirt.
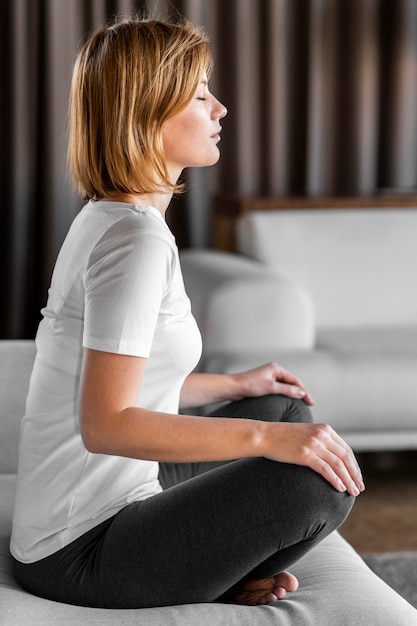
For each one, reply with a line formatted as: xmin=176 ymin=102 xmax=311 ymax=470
xmin=10 ymin=201 xmax=202 ymax=563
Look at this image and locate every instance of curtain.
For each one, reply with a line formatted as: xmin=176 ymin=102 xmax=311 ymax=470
xmin=2 ymin=0 xmax=417 ymax=338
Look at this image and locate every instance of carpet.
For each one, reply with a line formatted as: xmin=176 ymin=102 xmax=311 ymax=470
xmin=364 ymin=552 xmax=417 ymax=609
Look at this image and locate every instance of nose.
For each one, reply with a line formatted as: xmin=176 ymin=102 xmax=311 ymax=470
xmin=213 ymin=98 xmax=227 ymax=120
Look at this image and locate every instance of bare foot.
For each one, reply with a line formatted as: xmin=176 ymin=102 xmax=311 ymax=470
xmin=226 ymin=571 xmax=299 ymax=606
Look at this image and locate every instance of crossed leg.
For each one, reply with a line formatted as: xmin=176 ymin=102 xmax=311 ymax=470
xmin=157 ymin=395 xmax=352 ymax=607
xmin=13 ymin=395 xmax=355 ymax=609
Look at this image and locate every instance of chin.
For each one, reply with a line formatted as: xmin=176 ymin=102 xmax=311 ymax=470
xmin=185 ymin=150 xmax=221 ymax=169
xmin=206 ymin=150 xmax=221 ymax=166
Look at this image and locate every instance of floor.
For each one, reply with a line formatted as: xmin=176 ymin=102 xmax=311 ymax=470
xmin=339 ymin=450 xmax=417 ymax=554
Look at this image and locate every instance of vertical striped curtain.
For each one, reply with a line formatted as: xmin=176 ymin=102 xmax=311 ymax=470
xmin=214 ymin=0 xmax=417 ymax=196
xmin=2 ymin=0 xmax=417 ymax=338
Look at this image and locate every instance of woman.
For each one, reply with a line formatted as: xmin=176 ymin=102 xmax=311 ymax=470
xmin=10 ymin=16 xmax=364 ymax=609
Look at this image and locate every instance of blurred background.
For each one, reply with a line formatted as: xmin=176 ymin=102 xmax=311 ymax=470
xmin=2 ymin=0 xmax=417 ymax=339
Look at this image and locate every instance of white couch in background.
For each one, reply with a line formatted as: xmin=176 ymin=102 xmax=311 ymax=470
xmin=181 ymin=207 xmax=417 ymax=452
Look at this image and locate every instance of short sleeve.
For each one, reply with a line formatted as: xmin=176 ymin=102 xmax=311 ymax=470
xmin=83 ymin=214 xmax=174 ymax=357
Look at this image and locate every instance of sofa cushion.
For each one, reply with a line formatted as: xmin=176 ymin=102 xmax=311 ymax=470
xmin=0 ymin=341 xmax=36 ymax=473
xmin=236 ymin=209 xmax=417 ymax=328
xmin=0 ymin=476 xmax=16 ymax=589
xmin=203 ymin=328 xmax=417 ymax=451
xmin=317 ymin=325 xmax=417 ymax=354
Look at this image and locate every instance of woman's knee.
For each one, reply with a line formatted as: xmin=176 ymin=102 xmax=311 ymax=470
xmin=299 ymin=465 xmax=355 ymax=531
xmin=217 ymin=394 xmax=313 ymax=424
xmin=255 ymin=458 xmax=355 ymax=532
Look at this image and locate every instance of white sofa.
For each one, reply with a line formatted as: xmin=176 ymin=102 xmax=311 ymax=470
xmin=181 ymin=206 xmax=417 ymax=452
xmin=1 ymin=341 xmax=417 ymax=623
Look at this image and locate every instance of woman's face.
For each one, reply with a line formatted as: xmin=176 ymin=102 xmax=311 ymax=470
xmin=161 ymin=74 xmax=227 ymax=180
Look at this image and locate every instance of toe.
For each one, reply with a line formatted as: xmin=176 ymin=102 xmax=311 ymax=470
xmin=275 ymin=571 xmax=299 ymax=593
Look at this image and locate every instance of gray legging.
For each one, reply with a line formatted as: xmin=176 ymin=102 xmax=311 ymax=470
xmin=13 ymin=395 xmax=354 ymax=608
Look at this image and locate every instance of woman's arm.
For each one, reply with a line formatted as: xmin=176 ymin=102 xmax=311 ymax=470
xmin=79 ymin=348 xmax=263 ymax=463
xmin=179 ymin=363 xmax=315 ymax=409
xmin=79 ymin=348 xmax=364 ymax=496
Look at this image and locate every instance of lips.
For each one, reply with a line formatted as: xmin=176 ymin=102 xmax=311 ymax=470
xmin=211 ymin=127 xmax=222 ymax=139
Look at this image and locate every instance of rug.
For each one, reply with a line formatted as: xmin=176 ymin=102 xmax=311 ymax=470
xmin=364 ymin=552 xmax=417 ymax=609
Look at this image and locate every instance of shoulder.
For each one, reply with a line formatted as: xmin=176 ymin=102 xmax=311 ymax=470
xmin=86 ymin=205 xmax=178 ymax=282
xmin=100 ymin=204 xmax=174 ymax=245
xmin=91 ymin=205 xmax=176 ymax=260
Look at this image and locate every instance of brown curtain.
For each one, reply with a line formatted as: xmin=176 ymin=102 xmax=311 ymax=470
xmin=2 ymin=0 xmax=417 ymax=338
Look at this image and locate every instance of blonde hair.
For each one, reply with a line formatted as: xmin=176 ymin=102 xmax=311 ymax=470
xmin=68 ymin=17 xmax=213 ymax=199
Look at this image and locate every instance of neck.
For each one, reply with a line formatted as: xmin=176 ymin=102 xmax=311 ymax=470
xmin=102 ymin=190 xmax=173 ymax=218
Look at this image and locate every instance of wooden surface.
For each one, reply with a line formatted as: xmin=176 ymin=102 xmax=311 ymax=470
xmin=340 ymin=451 xmax=417 ymax=554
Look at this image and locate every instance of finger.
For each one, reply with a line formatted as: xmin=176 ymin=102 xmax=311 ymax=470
xmin=309 ymin=456 xmax=353 ymax=494
xmin=275 ymin=382 xmax=315 ymax=405
xmin=300 ymin=425 xmax=364 ymax=495
xmin=302 ymin=446 xmax=357 ymax=495
xmin=319 ymin=451 xmax=361 ymax=496
xmin=275 ymin=382 xmax=307 ymax=399
xmin=301 ymin=390 xmax=315 ymax=405
xmin=317 ymin=433 xmax=365 ymax=495
xmin=273 ymin=367 xmax=315 ymax=404
xmin=273 ymin=366 xmax=305 ymax=387
xmin=329 ymin=430 xmax=365 ymax=490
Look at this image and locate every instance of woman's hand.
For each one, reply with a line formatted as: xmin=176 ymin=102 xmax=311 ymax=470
xmin=259 ymin=420 xmax=365 ymax=497
xmin=180 ymin=362 xmax=314 ymax=409
xmin=233 ymin=362 xmax=314 ymax=405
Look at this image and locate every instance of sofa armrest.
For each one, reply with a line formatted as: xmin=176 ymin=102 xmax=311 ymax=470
xmin=180 ymin=250 xmax=316 ymax=362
